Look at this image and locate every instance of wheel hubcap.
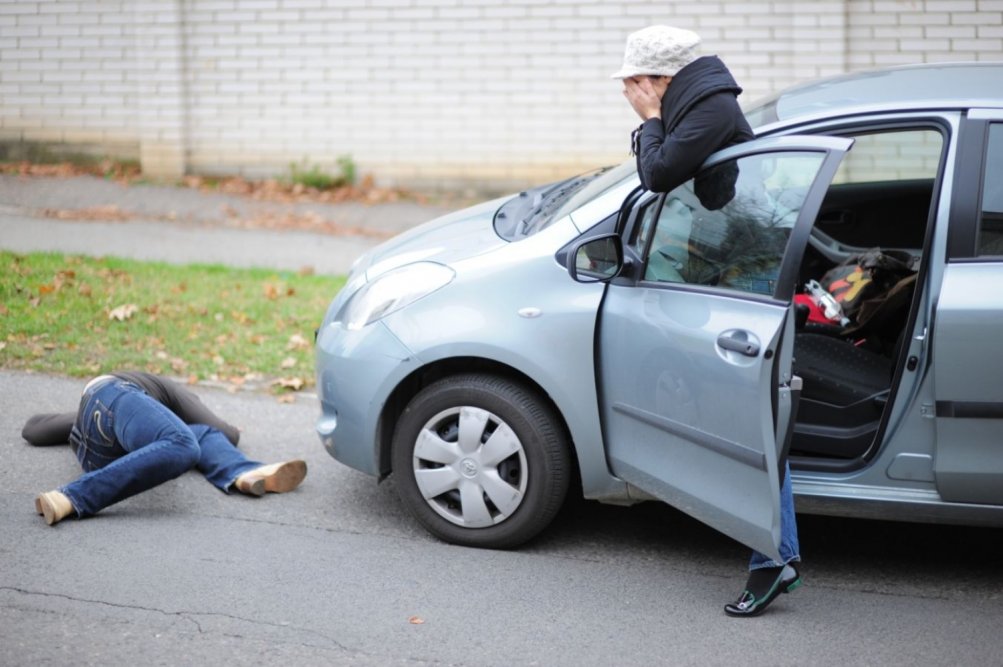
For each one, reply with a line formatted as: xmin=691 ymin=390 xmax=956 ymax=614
xmin=412 ymin=406 xmax=528 ymax=528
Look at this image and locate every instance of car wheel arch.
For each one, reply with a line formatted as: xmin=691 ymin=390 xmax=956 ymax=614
xmin=376 ymin=357 xmax=581 ymax=490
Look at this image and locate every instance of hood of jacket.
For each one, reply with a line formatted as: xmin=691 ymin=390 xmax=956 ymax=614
xmin=660 ymin=55 xmax=744 ymax=133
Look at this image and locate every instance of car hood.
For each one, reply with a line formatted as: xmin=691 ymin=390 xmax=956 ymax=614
xmin=361 ymin=195 xmax=510 ymax=279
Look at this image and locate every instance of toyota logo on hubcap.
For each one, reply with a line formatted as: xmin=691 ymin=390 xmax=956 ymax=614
xmin=460 ymin=458 xmax=478 ymax=478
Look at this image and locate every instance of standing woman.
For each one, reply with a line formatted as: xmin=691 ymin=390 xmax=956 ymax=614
xmin=612 ymin=25 xmax=802 ymax=617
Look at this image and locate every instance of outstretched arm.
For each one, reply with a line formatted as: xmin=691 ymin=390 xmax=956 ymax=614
xmin=22 ymin=413 xmax=75 ymax=446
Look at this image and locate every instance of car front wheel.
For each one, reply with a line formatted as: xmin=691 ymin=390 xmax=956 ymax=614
xmin=391 ymin=374 xmax=571 ymax=549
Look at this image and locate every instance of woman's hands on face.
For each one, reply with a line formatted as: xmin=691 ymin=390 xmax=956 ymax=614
xmin=623 ymin=76 xmax=665 ymax=121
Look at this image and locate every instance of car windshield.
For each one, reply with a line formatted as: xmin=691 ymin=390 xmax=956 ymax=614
xmin=495 ymin=161 xmax=637 ymax=240
xmin=743 ymin=99 xmax=778 ymax=129
xmin=544 ymin=160 xmax=637 ymax=229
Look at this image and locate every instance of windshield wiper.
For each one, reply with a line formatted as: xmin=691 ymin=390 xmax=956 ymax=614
xmin=517 ymin=190 xmax=546 ymax=235
xmin=519 ymin=176 xmax=593 ymax=235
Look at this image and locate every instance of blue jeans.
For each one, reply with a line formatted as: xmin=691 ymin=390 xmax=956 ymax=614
xmin=61 ymin=378 xmax=263 ymax=517
xmin=749 ymin=462 xmax=800 ymax=570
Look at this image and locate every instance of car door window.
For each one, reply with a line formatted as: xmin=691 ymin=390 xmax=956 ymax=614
xmin=817 ymin=129 xmax=943 ymax=250
xmin=977 ymin=123 xmax=1003 ymax=256
xmin=642 ymin=152 xmax=824 ymax=296
xmin=830 ymin=130 xmax=942 ymax=183
xmin=629 ymin=199 xmax=660 ymax=258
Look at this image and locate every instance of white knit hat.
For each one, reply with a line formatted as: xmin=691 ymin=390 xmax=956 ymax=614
xmin=610 ymin=25 xmax=702 ymax=79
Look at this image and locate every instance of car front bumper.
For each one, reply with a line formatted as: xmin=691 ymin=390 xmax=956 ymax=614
xmin=315 ymin=320 xmax=418 ymax=477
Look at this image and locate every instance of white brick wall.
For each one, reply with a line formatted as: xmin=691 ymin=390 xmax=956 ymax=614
xmin=1 ymin=0 xmax=1002 ymax=188
xmin=847 ymin=0 xmax=1003 ymax=67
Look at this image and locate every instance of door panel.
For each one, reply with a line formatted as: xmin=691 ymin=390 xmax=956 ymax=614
xmin=598 ymin=137 xmax=852 ymax=559
xmin=601 ymin=288 xmax=788 ymax=554
xmin=934 ymin=119 xmax=1003 ymax=505
xmin=933 ymin=263 xmax=1003 ymax=505
xmin=816 ymin=179 xmax=933 ymax=249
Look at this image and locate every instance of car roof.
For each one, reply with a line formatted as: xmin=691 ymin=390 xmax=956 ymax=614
xmin=745 ymin=62 xmax=1003 ymax=129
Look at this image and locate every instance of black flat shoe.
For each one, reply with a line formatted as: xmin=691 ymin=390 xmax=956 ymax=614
xmin=724 ymin=563 xmax=802 ymax=617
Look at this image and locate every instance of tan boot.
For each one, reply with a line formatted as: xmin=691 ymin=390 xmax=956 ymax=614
xmin=35 ymin=491 xmax=75 ymax=526
xmin=234 ymin=460 xmax=307 ymax=497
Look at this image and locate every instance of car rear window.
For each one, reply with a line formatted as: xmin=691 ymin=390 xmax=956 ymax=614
xmin=977 ymin=124 xmax=1003 ymax=256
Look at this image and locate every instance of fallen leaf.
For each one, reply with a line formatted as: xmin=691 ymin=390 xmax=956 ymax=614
xmin=108 ymin=303 xmax=138 ymax=321
xmin=277 ymin=394 xmax=295 ymax=404
xmin=280 ymin=356 xmax=297 ymax=369
xmin=263 ymin=283 xmax=279 ymax=300
xmin=0 ymin=304 xmax=8 ymax=316
xmin=0 ymin=342 xmax=6 ymax=351
xmin=272 ymin=376 xmax=305 ymax=391
xmin=41 ymin=205 xmax=131 ymax=221
xmin=38 ymin=283 xmax=56 ymax=294
xmin=187 ymin=374 xmax=199 ymax=385
xmin=28 ymin=296 xmax=41 ymax=307
xmin=408 ymin=616 xmax=425 ymax=625
xmin=78 ymin=283 xmax=93 ymax=297
xmin=286 ymin=333 xmax=309 ymax=350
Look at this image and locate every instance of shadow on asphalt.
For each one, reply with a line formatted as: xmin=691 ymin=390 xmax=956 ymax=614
xmin=519 ymin=494 xmax=1003 ymax=592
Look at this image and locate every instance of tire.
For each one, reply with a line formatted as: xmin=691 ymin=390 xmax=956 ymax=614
xmin=391 ymin=374 xmax=571 ymax=549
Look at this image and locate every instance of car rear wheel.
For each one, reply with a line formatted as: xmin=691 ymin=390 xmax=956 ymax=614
xmin=391 ymin=374 xmax=571 ymax=549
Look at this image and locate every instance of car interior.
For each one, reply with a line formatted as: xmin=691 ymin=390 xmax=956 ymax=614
xmin=787 ymin=127 xmax=944 ymax=465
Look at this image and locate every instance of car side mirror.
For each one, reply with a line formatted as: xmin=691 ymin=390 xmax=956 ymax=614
xmin=567 ymin=234 xmax=624 ymax=283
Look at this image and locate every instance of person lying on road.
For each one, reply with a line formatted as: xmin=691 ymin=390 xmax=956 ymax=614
xmin=22 ymin=371 xmax=307 ymax=526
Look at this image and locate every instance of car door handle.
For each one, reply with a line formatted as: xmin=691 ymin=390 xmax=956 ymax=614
xmin=717 ymin=332 xmax=760 ymax=357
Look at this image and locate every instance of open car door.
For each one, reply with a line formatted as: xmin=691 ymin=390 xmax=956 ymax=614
xmin=595 ymin=135 xmax=853 ymax=559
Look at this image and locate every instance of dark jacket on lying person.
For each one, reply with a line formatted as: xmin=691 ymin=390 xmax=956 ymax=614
xmin=21 ymin=371 xmax=241 ymax=447
xmin=634 ymin=55 xmax=754 ymax=193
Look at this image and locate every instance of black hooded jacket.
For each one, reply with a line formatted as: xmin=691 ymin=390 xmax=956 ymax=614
xmin=634 ymin=55 xmax=754 ymax=193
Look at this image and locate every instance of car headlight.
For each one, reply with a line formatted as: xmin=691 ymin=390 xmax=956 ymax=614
xmin=337 ymin=262 xmax=455 ymax=330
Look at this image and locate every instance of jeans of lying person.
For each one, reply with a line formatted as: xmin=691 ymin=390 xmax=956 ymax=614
xmin=748 ymin=461 xmax=800 ymax=571
xmin=61 ymin=378 xmax=263 ymax=517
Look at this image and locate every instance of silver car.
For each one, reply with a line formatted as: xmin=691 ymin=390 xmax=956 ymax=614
xmin=315 ymin=63 xmax=1003 ymax=557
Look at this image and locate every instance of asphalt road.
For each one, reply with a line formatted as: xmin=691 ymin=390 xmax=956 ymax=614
xmin=0 ymin=173 xmax=456 ymax=275
xmin=0 ymin=212 xmax=374 ymax=276
xmin=3 ymin=371 xmax=1003 ymax=666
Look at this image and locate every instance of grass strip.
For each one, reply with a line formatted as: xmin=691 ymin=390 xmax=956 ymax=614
xmin=0 ymin=251 xmax=345 ymax=391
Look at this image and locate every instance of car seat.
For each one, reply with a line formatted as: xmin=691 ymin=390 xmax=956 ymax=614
xmin=788 ymin=251 xmax=919 ymax=460
xmin=788 ymin=331 xmax=893 ymax=459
